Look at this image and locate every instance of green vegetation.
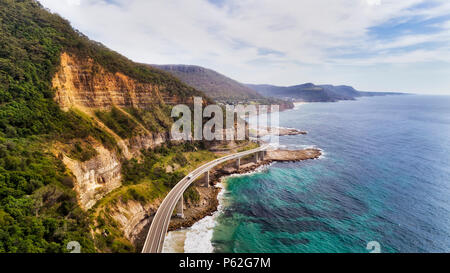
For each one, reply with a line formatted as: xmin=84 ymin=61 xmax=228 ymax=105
xmin=153 ymin=65 xmax=294 ymax=109
xmin=95 ymin=105 xmax=174 ymax=139
xmin=121 ymin=143 xmax=205 ymax=203
xmin=67 ymin=141 xmax=98 ymax=162
xmin=0 ymin=137 xmax=95 ymax=253
xmin=93 ymin=210 xmax=134 ymax=253
xmin=0 ymin=0 xmax=205 ymax=141
xmin=0 ymin=0 xmax=208 ymax=253
xmin=95 ymin=107 xmax=139 ymax=139
xmin=171 ymin=152 xmax=188 ymax=167
xmin=153 ymin=65 xmax=263 ymax=101
xmin=126 ymin=106 xmax=172 ymax=133
xmin=237 ymin=141 xmax=259 ymax=152
xmin=92 ymin=143 xmax=217 ymax=252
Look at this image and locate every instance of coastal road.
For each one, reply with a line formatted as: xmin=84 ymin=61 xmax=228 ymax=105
xmin=141 ymin=144 xmax=270 ymax=253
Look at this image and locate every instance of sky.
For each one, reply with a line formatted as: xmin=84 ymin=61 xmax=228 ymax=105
xmin=39 ymin=0 xmax=450 ymax=94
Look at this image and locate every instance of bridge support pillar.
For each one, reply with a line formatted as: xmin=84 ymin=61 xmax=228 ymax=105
xmin=204 ymin=171 xmax=210 ymax=188
xmin=260 ymin=151 xmax=265 ymax=161
xmin=254 ymin=152 xmax=259 ymax=163
xmin=236 ymin=157 xmax=240 ymax=170
xmin=175 ymin=195 xmax=184 ymax=218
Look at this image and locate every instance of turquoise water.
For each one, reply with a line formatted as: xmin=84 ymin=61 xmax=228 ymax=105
xmin=211 ymin=95 xmax=450 ymax=253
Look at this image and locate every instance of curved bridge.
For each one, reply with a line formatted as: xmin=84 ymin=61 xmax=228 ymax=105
xmin=141 ymin=144 xmax=270 ymax=253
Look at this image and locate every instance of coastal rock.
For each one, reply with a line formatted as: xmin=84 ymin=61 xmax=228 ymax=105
xmin=168 ymin=187 xmax=221 ymax=232
xmin=126 ymin=132 xmax=169 ymax=156
xmin=266 ymin=149 xmax=321 ymax=161
xmin=156 ymin=148 xmax=322 ymax=242
xmin=279 ymin=128 xmax=308 ymax=136
xmin=106 ymin=147 xmax=321 ymax=251
xmin=108 ymin=198 xmax=163 ymax=246
xmin=61 ymin=143 xmax=122 ymax=210
xmin=125 ymin=186 xmax=220 ymax=251
xmin=252 ymin=127 xmax=307 ymax=138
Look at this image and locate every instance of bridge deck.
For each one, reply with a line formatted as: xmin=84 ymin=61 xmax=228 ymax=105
xmin=141 ymin=144 xmax=269 ymax=253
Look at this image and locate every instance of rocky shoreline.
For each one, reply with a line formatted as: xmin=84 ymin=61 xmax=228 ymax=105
xmin=134 ymin=148 xmax=321 ymax=251
xmin=277 ymin=128 xmax=308 ymax=136
xmin=251 ymin=127 xmax=308 ymax=138
xmin=165 ymin=148 xmax=322 ymax=233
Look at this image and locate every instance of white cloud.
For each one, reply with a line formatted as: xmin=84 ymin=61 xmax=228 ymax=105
xmin=65 ymin=0 xmax=80 ymax=6
xmin=366 ymin=0 xmax=381 ymax=6
xmin=38 ymin=0 xmax=450 ymax=94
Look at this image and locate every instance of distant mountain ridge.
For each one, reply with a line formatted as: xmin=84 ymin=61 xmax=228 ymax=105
xmin=152 ymin=64 xmax=263 ymax=101
xmin=151 ymin=64 xmax=294 ymax=110
xmin=246 ymin=83 xmax=405 ymax=102
xmin=151 ymin=64 xmax=404 ymax=105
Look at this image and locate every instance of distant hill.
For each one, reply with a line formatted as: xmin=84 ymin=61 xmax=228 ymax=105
xmin=246 ymin=83 xmax=405 ymax=102
xmin=152 ymin=64 xmax=294 ymax=110
xmin=152 ymin=65 xmax=263 ymax=102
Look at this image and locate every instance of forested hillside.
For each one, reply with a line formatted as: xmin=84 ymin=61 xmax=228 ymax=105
xmin=152 ymin=65 xmax=263 ymax=102
xmin=152 ymin=64 xmax=294 ymax=110
xmin=0 ymin=0 xmax=205 ymax=252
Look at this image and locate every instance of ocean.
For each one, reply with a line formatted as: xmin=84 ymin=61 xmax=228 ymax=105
xmin=163 ymin=95 xmax=450 ymax=253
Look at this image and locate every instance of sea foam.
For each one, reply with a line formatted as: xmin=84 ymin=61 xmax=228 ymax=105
xmin=162 ymin=165 xmax=272 ymax=253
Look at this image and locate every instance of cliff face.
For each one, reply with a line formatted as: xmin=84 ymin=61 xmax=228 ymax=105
xmin=126 ymin=132 xmax=168 ymax=155
xmin=52 ymin=53 xmax=167 ymax=111
xmin=61 ymin=142 xmax=122 ymax=210
xmin=108 ymin=199 xmax=163 ymax=245
xmin=107 ymin=186 xmax=220 ymax=250
xmin=50 ymin=52 xmax=217 ymax=251
xmin=59 ymin=132 xmax=171 ymax=210
xmin=0 ymin=0 xmax=215 ymax=252
xmin=51 ymin=52 xmax=174 ymax=209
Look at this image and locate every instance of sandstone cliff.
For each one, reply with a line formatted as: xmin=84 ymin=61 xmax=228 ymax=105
xmin=106 ymin=186 xmax=220 ymax=250
xmin=51 ymin=52 xmax=173 ymax=210
xmin=52 ymin=53 xmax=167 ymax=111
xmin=49 ymin=52 xmax=231 ymax=252
xmin=125 ymin=132 xmax=169 ymax=156
xmin=108 ymin=199 xmax=163 ymax=244
xmin=61 ymin=142 xmax=122 ymax=210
